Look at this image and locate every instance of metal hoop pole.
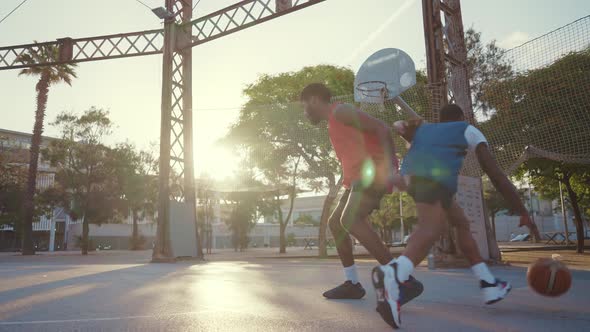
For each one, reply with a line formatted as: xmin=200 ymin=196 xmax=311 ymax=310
xmin=393 ymin=96 xmax=419 ymax=118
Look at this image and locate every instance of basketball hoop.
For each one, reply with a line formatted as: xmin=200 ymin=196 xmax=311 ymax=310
xmin=356 ymin=81 xmax=389 ymax=102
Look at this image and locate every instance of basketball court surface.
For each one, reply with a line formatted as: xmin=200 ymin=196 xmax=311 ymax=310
xmin=0 ymin=251 xmax=588 ymax=332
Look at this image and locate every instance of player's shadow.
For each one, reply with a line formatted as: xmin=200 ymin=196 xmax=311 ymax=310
xmin=0 ymin=259 xmax=209 ymax=321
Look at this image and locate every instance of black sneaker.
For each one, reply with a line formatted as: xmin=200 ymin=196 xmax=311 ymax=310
xmin=372 ymin=267 xmax=424 ymax=329
xmin=400 ymin=275 xmax=425 ymax=305
xmin=322 ymin=280 xmax=366 ymax=299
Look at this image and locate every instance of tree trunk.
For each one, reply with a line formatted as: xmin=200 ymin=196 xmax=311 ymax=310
xmin=276 ymin=200 xmax=287 ymax=254
xmin=193 ymin=195 xmax=204 ymax=259
xmin=131 ymin=210 xmax=139 ymax=250
xmin=82 ymin=218 xmax=89 ymax=255
xmin=22 ymin=74 xmax=50 ymax=256
xmin=318 ymin=176 xmax=342 ymax=258
xmin=491 ymin=214 xmax=496 ymax=238
xmin=279 ymin=221 xmax=287 ymax=254
xmin=13 ymin=218 xmax=22 ymax=251
xmin=280 ymin=186 xmax=298 ymax=254
xmin=563 ymin=176 xmax=585 ymax=253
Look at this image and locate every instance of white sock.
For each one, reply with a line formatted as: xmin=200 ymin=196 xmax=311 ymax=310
xmin=392 ymin=255 xmax=414 ymax=282
xmin=344 ymin=264 xmax=359 ymax=284
xmin=471 ymin=262 xmax=495 ymax=284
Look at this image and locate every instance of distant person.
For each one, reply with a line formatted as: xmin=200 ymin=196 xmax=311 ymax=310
xmin=378 ymin=104 xmax=541 ymax=328
xmin=299 ymin=83 xmax=423 ymax=306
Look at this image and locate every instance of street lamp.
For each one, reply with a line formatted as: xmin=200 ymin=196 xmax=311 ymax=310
xmin=151 ymin=7 xmax=175 ymax=20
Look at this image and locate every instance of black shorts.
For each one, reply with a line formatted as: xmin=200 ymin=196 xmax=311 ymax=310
xmin=407 ymin=176 xmax=454 ymax=209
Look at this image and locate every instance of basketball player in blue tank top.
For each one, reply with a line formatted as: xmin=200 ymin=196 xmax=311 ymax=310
xmin=372 ymin=104 xmax=541 ymax=329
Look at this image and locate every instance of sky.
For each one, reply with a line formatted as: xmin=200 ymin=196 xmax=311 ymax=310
xmin=1 ymin=0 xmax=589 ymax=179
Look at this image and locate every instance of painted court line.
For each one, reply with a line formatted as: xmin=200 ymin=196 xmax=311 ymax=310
xmin=0 ymin=306 xmax=348 ymax=327
xmin=0 ymin=309 xmax=217 ymax=326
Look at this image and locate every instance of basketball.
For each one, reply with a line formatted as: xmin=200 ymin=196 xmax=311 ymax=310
xmin=526 ymin=258 xmax=572 ymax=297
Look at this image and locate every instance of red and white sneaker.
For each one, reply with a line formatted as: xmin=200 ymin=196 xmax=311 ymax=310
xmin=481 ymin=278 xmax=512 ymax=305
xmin=372 ymin=266 xmax=423 ymax=329
xmin=372 ymin=263 xmax=402 ymax=329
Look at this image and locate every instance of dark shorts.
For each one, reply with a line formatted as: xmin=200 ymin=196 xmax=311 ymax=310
xmin=407 ymin=176 xmax=454 ymax=209
xmin=331 ymin=183 xmax=385 ymax=224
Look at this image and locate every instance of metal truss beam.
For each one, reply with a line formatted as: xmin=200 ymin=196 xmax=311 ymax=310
xmin=0 ymin=29 xmax=164 ymax=71
xmin=187 ymin=0 xmax=325 ymax=48
xmin=0 ymin=0 xmax=325 ymax=71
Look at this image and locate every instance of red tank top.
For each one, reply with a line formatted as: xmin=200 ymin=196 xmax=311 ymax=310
xmin=328 ymin=103 xmax=398 ymax=188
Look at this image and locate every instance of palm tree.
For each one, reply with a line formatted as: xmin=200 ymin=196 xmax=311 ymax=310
xmin=17 ymin=44 xmax=77 ymax=255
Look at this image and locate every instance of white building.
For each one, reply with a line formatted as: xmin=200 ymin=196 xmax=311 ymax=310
xmin=0 ymin=128 xmax=72 ymax=251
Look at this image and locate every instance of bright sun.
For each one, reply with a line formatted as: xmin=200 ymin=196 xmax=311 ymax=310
xmin=197 ymin=146 xmax=239 ymax=181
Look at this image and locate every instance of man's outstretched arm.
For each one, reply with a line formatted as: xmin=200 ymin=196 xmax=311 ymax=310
xmin=475 ymin=143 xmax=541 ymax=242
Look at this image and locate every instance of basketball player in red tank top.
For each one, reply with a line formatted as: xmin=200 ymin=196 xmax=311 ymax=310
xmin=300 ymin=83 xmax=423 ymax=305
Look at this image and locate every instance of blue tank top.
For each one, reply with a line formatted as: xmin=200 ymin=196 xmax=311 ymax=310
xmin=400 ymin=121 xmax=470 ymax=193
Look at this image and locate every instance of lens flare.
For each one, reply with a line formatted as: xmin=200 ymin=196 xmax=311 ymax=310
xmin=361 ymin=158 xmax=376 ymax=188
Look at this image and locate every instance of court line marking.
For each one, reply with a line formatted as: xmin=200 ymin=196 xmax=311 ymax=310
xmin=0 ymin=309 xmax=218 ymax=326
xmin=0 ymin=306 xmax=349 ymax=326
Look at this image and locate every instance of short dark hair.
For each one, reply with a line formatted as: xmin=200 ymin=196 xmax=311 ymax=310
xmin=300 ymin=83 xmax=332 ymax=103
xmin=439 ymin=104 xmax=464 ymax=122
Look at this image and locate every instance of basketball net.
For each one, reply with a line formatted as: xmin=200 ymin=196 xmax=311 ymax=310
xmin=358 ymin=84 xmax=389 ymax=113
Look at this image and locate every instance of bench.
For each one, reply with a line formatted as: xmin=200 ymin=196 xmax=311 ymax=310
xmin=543 ymin=232 xmax=576 ymax=245
xmin=302 ymin=238 xmax=336 ymax=250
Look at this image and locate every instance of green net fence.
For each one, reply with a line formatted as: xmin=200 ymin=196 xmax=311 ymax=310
xmin=476 ymin=15 xmax=590 ymax=173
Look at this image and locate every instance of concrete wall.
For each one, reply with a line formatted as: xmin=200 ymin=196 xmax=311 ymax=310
xmin=66 ymin=222 xmax=324 ymax=250
xmin=493 ymin=215 xmax=585 ymax=241
xmin=67 ymin=223 xmax=157 ymax=250
xmin=65 ymin=220 xmax=415 ymax=250
xmin=67 ymin=215 xmax=587 ymax=250
xmin=209 ymin=223 xmax=323 ymax=249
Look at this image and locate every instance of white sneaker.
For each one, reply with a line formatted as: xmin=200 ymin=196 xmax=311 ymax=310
xmin=379 ymin=262 xmax=402 ymax=329
xmin=481 ymin=279 xmax=512 ymax=305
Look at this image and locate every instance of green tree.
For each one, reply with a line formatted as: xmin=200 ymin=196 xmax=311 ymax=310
xmin=260 ymin=154 xmax=301 ymax=254
xmin=286 ymin=232 xmax=296 ymax=246
xmin=481 ymin=49 xmax=590 ymax=252
xmin=481 ymin=49 xmax=590 ymax=168
xmin=196 ymin=175 xmax=216 ymax=254
xmin=17 ymin=43 xmax=77 ymax=255
xmin=219 ymin=170 xmax=271 ymax=252
xmin=0 ymin=148 xmax=26 ymax=225
xmin=44 ymin=108 xmax=121 ymax=255
xmin=0 ymin=154 xmax=27 ymax=249
xmin=483 ymin=176 xmax=526 ymax=237
xmin=517 ymin=160 xmax=589 ymax=252
xmin=369 ymin=192 xmax=416 ymax=243
xmin=110 ymin=143 xmax=159 ymax=250
xmin=465 ymin=28 xmax=515 ymax=113
xmin=225 ymin=191 xmax=260 ymax=252
xmin=1 ymin=140 xmax=57 ymax=250
xmin=226 ymin=65 xmax=355 ymax=257
xmin=294 ymin=214 xmax=318 ymax=226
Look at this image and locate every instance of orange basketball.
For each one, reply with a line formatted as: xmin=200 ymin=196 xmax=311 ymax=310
xmin=527 ymin=258 xmax=572 ymax=297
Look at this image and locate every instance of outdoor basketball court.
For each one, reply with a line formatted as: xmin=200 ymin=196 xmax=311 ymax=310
xmin=0 ymin=251 xmax=588 ymax=332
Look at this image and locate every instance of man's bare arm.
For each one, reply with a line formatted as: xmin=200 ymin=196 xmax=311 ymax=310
xmin=475 ymin=143 xmax=541 ymax=241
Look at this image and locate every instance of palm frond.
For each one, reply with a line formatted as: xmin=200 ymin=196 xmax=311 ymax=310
xmin=16 ymin=41 xmax=77 ymax=85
